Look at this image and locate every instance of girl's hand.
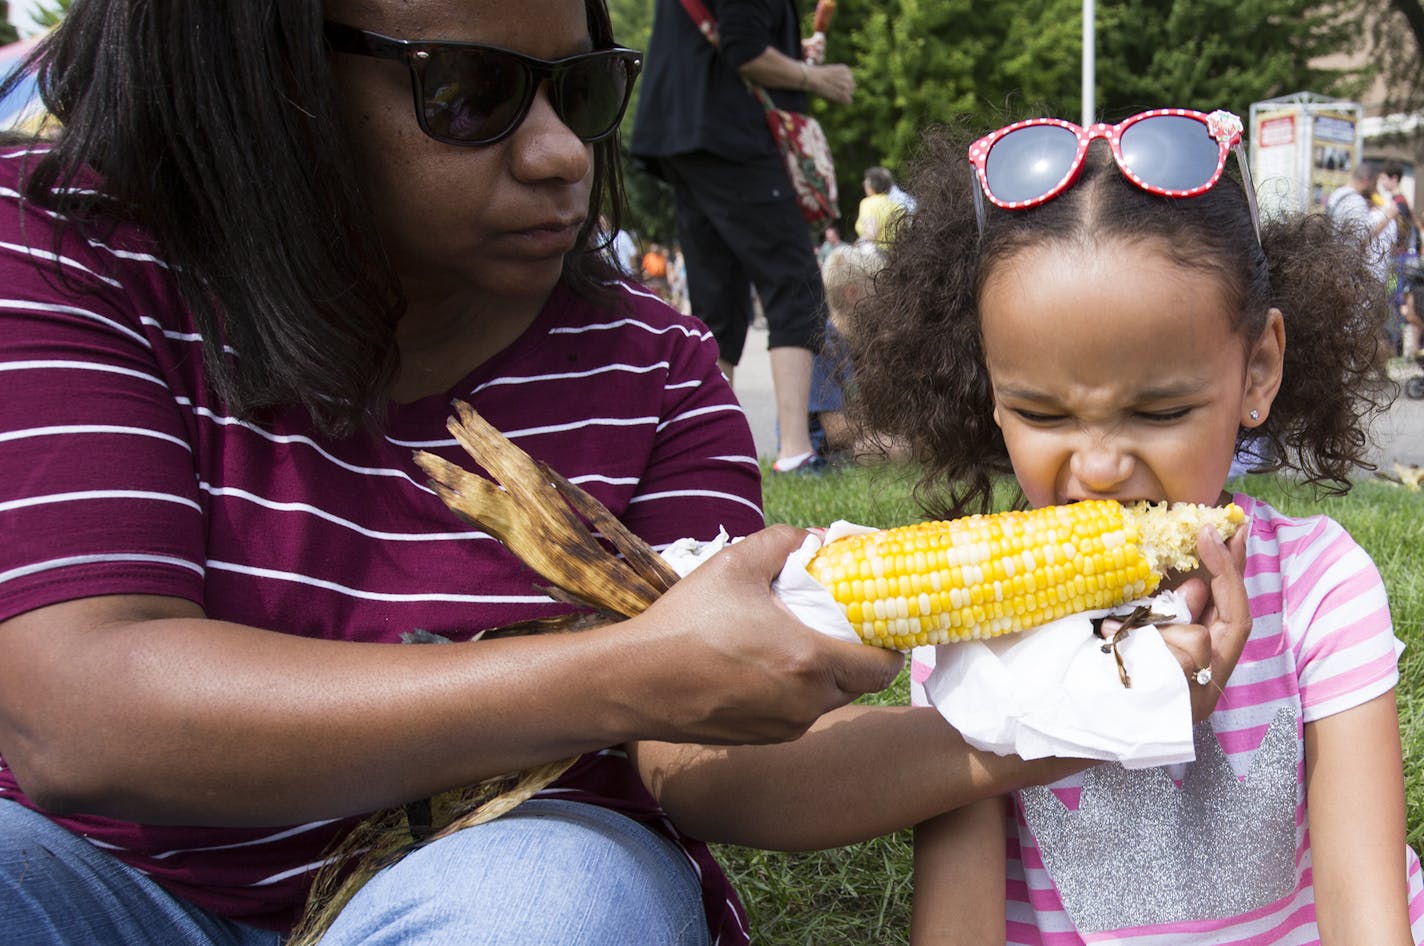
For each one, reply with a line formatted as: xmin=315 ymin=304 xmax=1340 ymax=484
xmin=622 ymin=525 xmax=904 ymax=746
xmin=1156 ymin=525 xmax=1251 ymax=722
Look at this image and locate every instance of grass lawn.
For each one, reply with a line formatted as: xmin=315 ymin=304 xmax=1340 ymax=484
xmin=714 ymin=462 xmax=1424 ymax=945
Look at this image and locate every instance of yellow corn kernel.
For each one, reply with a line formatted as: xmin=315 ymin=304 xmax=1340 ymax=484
xmin=804 ymin=500 xmax=1244 ymax=651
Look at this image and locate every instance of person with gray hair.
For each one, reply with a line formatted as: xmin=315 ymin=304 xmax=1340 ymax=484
xmin=1328 ymin=160 xmax=1400 ymax=283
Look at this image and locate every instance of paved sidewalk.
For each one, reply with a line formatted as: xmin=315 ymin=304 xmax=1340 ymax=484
xmin=731 ymin=324 xmax=1424 ymax=471
xmin=728 ymin=324 xmax=780 ymax=462
xmin=1373 ymin=362 xmax=1424 ymax=471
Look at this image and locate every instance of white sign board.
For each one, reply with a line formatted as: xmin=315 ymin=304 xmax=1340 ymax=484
xmin=1249 ymin=95 xmax=1363 ymax=219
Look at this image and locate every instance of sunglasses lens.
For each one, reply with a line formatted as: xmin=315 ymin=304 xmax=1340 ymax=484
xmin=984 ymin=124 xmax=1080 ymax=204
xmin=555 ymin=55 xmax=633 ymax=141
xmin=421 ymin=47 xmax=529 ymax=143
xmin=1119 ymin=115 xmax=1220 ymax=192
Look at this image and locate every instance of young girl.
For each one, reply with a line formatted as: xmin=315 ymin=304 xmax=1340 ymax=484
xmin=847 ymin=109 xmax=1424 ymax=944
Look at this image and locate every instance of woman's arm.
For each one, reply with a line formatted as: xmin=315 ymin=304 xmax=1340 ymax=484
xmin=0 ymin=526 xmax=903 ymax=827
xmin=1305 ymin=691 xmax=1414 ymax=945
xmin=634 ymin=524 xmax=1252 ymax=849
xmin=715 ymin=0 xmax=852 ymax=102
xmin=735 ymin=47 xmax=854 ymax=103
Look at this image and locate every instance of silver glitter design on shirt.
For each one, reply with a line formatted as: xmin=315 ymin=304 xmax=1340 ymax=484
xmin=1019 ymin=707 xmax=1299 ymax=933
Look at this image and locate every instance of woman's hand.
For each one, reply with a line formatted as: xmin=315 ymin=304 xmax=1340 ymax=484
xmin=737 ymin=49 xmax=852 ymax=103
xmin=618 ymin=525 xmax=903 ymax=746
xmin=1156 ymin=525 xmax=1252 ymax=721
xmin=801 ymin=33 xmax=826 ymax=64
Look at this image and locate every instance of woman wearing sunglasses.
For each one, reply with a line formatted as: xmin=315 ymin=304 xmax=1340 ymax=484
xmin=0 ymin=1 xmax=1258 ymax=942
xmin=0 ymin=0 xmax=884 ymax=941
xmin=849 ymin=110 xmax=1421 ymax=944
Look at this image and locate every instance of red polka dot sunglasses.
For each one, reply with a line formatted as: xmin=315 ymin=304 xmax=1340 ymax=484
xmin=967 ymin=108 xmax=1261 ymax=241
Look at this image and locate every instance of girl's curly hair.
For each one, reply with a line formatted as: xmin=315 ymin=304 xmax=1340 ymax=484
xmin=847 ymin=122 xmax=1393 ymax=520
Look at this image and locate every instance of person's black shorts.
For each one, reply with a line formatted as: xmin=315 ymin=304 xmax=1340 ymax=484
xmin=660 ymin=151 xmax=825 ymax=365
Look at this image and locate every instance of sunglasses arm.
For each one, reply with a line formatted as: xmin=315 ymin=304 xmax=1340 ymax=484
xmin=1232 ymin=144 xmax=1263 ymax=246
xmin=972 ymin=175 xmax=988 ymax=237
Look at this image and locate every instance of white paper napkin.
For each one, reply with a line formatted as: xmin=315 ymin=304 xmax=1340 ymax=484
xmin=916 ymin=593 xmax=1195 ymax=767
xmin=768 ymin=521 xmax=1198 ymax=768
xmin=664 ymin=521 xmax=1197 ymax=767
xmin=770 ymin=520 xmax=879 ymax=644
xmin=660 ymin=528 xmax=734 ymax=578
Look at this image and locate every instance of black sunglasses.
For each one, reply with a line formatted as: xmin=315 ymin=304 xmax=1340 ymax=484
xmin=323 ymin=21 xmax=642 ymax=147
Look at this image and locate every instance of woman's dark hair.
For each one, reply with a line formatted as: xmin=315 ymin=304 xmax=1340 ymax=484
xmin=0 ymin=0 xmax=627 ymax=437
xmin=848 ymin=122 xmax=1392 ymax=519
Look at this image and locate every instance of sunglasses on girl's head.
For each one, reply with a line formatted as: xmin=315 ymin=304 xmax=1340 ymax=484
xmin=323 ymin=21 xmax=642 ymax=147
xmin=967 ymin=108 xmax=1261 ymax=240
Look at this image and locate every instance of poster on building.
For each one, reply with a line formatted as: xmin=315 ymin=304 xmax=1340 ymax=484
xmin=1251 ymin=110 xmax=1300 ymax=220
xmin=1309 ymin=111 xmax=1359 ymax=209
xmin=1249 ymin=94 xmax=1363 ymax=218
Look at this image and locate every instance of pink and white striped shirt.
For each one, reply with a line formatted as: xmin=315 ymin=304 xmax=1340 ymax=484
xmin=0 ymin=147 xmax=763 ymax=942
xmin=914 ymin=492 xmax=1424 ymax=944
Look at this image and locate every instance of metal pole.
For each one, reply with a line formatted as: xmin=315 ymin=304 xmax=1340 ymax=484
xmin=1082 ymin=0 xmax=1095 ymax=126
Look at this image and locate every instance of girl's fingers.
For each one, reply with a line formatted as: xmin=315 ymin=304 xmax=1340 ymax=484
xmin=1151 ymin=526 xmax=1250 ymax=721
xmin=1156 ymin=627 xmax=1212 ymax=682
xmin=1167 ymin=526 xmax=1250 ymax=720
xmin=1197 ymin=525 xmax=1252 ymax=682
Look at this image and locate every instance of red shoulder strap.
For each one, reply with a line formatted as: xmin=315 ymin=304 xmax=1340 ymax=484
xmin=677 ymin=0 xmax=777 ymax=110
xmin=678 ymin=0 xmax=721 ymax=46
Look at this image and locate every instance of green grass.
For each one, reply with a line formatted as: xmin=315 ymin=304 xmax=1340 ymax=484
xmin=712 ymin=464 xmax=1424 ymax=945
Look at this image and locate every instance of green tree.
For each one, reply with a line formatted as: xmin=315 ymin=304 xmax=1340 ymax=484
xmin=830 ymin=0 xmax=1010 ymax=220
xmin=610 ymin=0 xmax=677 ymax=246
xmin=611 ymin=0 xmax=1368 ymax=238
xmin=1372 ymin=1 xmax=1424 ymax=119
xmin=998 ymin=0 xmax=1089 ymax=113
xmin=836 ymin=0 xmax=1364 ymax=218
xmin=1095 ymin=0 xmax=1365 ymax=121
xmin=31 ymin=0 xmax=71 ymax=29
xmin=1 ymin=3 xmax=18 ymax=47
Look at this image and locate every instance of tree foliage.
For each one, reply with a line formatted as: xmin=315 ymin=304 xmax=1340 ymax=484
xmin=31 ymin=0 xmax=71 ymax=29
xmin=609 ymin=0 xmax=678 ymax=245
xmin=1373 ymin=0 xmax=1424 ymax=119
xmin=1095 ymin=0 xmax=1366 ymax=120
xmin=1 ymin=3 xmax=17 ymax=47
xmin=2 ymin=0 xmax=72 ymax=44
xmin=611 ymin=0 xmax=1369 ymax=235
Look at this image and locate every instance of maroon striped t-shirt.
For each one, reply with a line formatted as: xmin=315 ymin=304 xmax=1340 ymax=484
xmin=0 ymin=146 xmax=764 ymax=942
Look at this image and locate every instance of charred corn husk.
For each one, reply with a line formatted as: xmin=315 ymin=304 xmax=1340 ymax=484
xmin=805 ymin=500 xmax=1244 ymax=650
xmin=290 ymin=401 xmax=678 ymax=946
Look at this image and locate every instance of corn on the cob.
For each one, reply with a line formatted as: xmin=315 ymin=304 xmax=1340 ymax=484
xmin=805 ymin=500 xmax=1244 ymax=650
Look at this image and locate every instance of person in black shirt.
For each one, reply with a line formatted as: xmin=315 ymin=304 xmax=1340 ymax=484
xmin=631 ymin=0 xmax=853 ymax=473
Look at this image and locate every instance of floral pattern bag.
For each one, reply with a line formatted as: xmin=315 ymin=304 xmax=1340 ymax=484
xmin=678 ymin=0 xmax=839 ymax=226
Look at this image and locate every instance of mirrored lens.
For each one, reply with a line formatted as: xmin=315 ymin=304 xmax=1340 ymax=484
xmin=554 ymin=56 xmax=632 ymax=140
xmin=421 ymin=47 xmax=528 ymax=143
xmin=984 ymin=124 xmax=1080 ymax=204
xmin=1119 ymin=115 xmax=1219 ymax=191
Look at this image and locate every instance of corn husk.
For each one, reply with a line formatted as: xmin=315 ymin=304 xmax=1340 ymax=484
xmin=289 ymin=401 xmax=677 ymax=945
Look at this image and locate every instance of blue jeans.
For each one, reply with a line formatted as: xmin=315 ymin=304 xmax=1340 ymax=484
xmin=0 ymin=799 xmax=281 ymax=945
xmin=325 ymin=798 xmax=710 ymax=945
xmin=1 ymin=798 xmax=710 ymax=945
